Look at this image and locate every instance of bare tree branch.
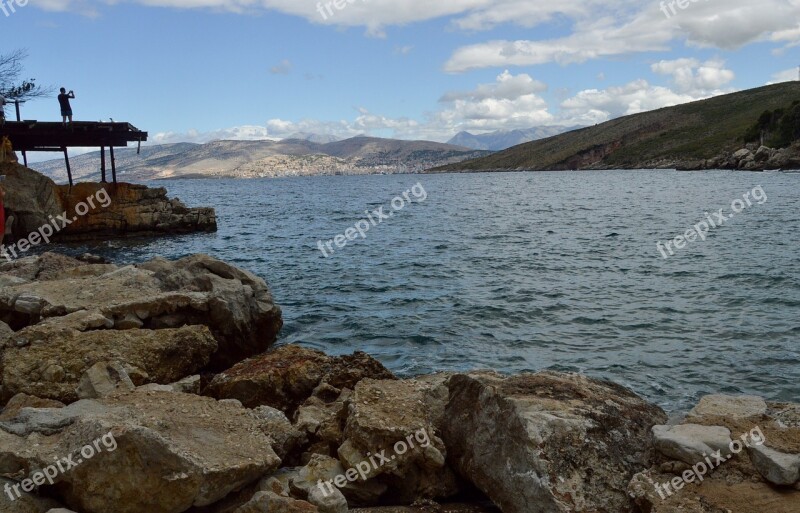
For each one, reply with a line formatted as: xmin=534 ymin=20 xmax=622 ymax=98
xmin=0 ymin=49 xmax=54 ymax=102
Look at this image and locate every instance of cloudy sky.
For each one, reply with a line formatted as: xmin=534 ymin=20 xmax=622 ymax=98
xmin=3 ymin=0 xmax=799 ymax=144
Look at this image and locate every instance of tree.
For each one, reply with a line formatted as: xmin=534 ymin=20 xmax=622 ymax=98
xmin=0 ymin=49 xmax=52 ymax=102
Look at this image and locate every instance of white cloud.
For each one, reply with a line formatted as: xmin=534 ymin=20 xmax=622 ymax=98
xmin=152 ymin=125 xmax=280 ymax=144
xmin=768 ymin=67 xmax=799 ymax=84
xmin=444 ymin=1 xmax=800 ymax=72
xmin=269 ymin=59 xmax=293 ymax=75
xmin=557 ymin=78 xmax=721 ymax=125
xmin=651 ymin=58 xmax=735 ymax=95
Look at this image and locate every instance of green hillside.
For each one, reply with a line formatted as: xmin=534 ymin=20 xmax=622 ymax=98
xmin=432 ymin=82 xmax=800 ymax=171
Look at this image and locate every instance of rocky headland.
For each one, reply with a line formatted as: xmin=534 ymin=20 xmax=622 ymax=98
xmin=0 ymin=163 xmax=216 ymax=243
xmin=0 ymin=253 xmax=797 ymax=513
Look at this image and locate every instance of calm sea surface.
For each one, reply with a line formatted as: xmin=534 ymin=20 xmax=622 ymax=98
xmin=54 ymin=170 xmax=800 ymax=412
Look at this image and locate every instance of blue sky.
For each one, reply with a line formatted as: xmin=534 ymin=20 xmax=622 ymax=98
xmin=2 ymin=0 xmax=798 ymax=144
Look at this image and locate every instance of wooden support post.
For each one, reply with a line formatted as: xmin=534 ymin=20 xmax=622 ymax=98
xmin=110 ymin=146 xmax=117 ymax=184
xmin=63 ymin=147 xmax=73 ymax=188
xmin=14 ymin=101 xmax=20 ymax=122
xmin=100 ymin=146 xmax=106 ymax=183
xmin=22 ymin=151 xmax=27 ymax=166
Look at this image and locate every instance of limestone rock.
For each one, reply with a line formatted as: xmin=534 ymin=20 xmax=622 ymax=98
xmin=340 ymin=378 xmax=459 ymax=504
xmin=75 ymin=361 xmax=136 ymax=399
xmin=0 ymin=253 xmax=283 ymax=370
xmin=686 ymin=394 xmax=767 ymax=421
xmin=0 ymin=393 xmax=64 ymax=421
xmin=748 ymin=443 xmax=800 ymax=485
xmin=652 ymin=424 xmax=733 ymax=465
xmin=1 ymin=325 xmax=217 ymax=403
xmin=308 ymin=484 xmax=349 ymax=513
xmin=248 ymin=405 xmax=306 ymax=460
xmin=295 ymin=384 xmax=352 ymax=459
xmin=206 ymin=345 xmax=394 ymax=412
xmin=443 ymin=371 xmax=667 ymax=513
xmin=233 ymin=491 xmax=318 ymax=513
xmin=0 ymin=390 xmax=282 ymax=513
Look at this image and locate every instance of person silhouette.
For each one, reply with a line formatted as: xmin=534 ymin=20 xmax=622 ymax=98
xmin=58 ymin=87 xmax=75 ymax=127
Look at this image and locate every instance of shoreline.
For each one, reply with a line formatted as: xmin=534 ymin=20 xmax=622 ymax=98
xmin=1 ymin=251 xmax=798 ymax=513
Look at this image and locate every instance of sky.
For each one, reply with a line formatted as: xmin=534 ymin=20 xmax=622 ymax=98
xmin=1 ymin=0 xmax=799 ymax=146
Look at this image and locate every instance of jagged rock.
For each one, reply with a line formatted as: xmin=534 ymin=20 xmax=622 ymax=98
xmin=0 ymin=390 xmax=282 ymax=513
xmin=443 ymin=371 xmax=666 ymax=513
xmin=248 ymin=406 xmax=306 ymax=460
xmin=233 ymin=491 xmax=318 ymax=513
xmin=206 ymin=346 xmax=395 ymax=412
xmin=339 ymin=378 xmax=458 ymax=504
xmin=0 ymin=393 xmax=64 ymax=421
xmin=628 ymin=396 xmax=800 ymax=513
xmin=115 ymin=312 xmax=144 ymax=330
xmin=295 ymin=384 xmax=352 ymax=459
xmin=754 ymin=145 xmax=775 ymax=162
xmin=75 ymin=361 xmax=136 ymax=399
xmin=172 ymin=375 xmax=201 ymax=394
xmin=652 ymin=424 xmax=733 ymax=465
xmin=308 ymin=484 xmax=349 ymax=513
xmin=263 ymin=455 xmax=386 ymax=507
xmin=733 ymin=148 xmax=753 ymax=160
xmin=748 ymin=444 xmax=800 ymax=485
xmin=1 ymin=325 xmax=217 ymax=403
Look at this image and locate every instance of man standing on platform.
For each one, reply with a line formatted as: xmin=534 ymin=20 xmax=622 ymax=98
xmin=58 ymin=87 xmax=75 ymax=127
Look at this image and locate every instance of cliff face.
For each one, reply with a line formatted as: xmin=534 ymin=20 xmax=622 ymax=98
xmin=0 ymin=162 xmax=216 ymax=243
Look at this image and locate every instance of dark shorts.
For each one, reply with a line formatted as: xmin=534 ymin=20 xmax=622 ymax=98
xmin=61 ymin=108 xmax=72 ymax=117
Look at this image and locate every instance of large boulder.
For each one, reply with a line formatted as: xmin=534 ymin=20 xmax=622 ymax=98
xmin=0 ymin=390 xmax=283 ymax=513
xmin=1 ymin=324 xmax=217 ymax=403
xmin=0 ymin=163 xmax=61 ymax=241
xmin=338 ymin=377 xmax=459 ymax=504
xmin=442 ymin=372 xmax=667 ymax=513
xmin=0 ymin=253 xmax=283 ymax=370
xmin=206 ymin=345 xmax=395 ymax=413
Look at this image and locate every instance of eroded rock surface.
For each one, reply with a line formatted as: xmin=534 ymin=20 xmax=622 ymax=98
xmin=0 ymin=390 xmax=282 ymax=513
xmin=443 ymin=371 xmax=667 ymax=513
xmin=205 ymin=345 xmax=395 ymax=412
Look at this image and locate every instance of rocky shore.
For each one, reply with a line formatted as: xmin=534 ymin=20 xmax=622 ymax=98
xmin=677 ymin=142 xmax=800 ymax=171
xmin=0 ymin=163 xmax=216 ymax=242
xmin=0 ymin=253 xmax=798 ymax=513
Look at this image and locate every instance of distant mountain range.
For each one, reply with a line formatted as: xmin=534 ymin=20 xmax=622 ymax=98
xmin=433 ymin=82 xmax=800 ymax=172
xmin=447 ymin=126 xmax=582 ymax=151
xmin=30 ymin=136 xmax=490 ymax=182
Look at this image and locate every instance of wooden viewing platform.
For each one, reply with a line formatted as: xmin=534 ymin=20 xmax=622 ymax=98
xmin=0 ymin=121 xmax=148 ymax=186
